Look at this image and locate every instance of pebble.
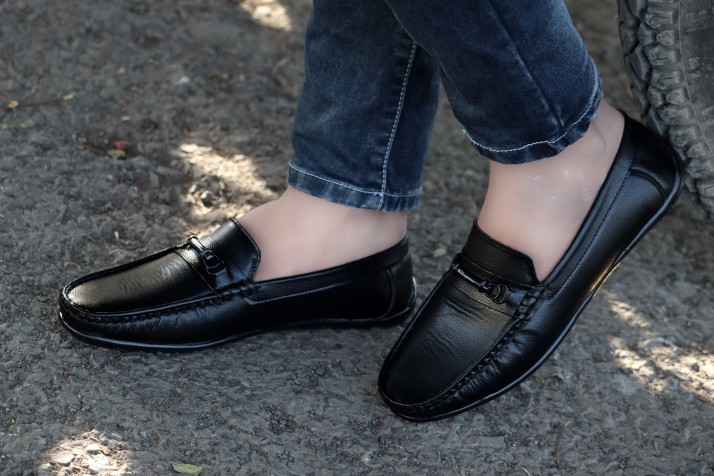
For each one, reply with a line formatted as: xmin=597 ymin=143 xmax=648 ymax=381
xmin=36 ymin=463 xmax=52 ymax=476
xmin=200 ymin=191 xmax=214 ymax=207
xmin=50 ymin=452 xmax=75 ymax=466
xmin=89 ymin=350 xmax=110 ymax=368
xmin=85 ymin=454 xmax=111 ymax=474
xmin=85 ymin=443 xmax=102 ymax=454
xmin=431 ymin=247 xmax=447 ymax=258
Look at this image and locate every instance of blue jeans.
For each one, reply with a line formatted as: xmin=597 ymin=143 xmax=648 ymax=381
xmin=288 ymin=0 xmax=603 ymax=211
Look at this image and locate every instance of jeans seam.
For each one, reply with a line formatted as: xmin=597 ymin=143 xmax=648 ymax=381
xmin=491 ymin=0 xmax=560 ymax=126
xmin=465 ymin=1 xmax=599 ymax=155
xmin=289 ymin=162 xmax=421 ymax=199
xmin=379 ymin=41 xmax=418 ymax=208
xmin=463 ymin=67 xmax=599 ymax=153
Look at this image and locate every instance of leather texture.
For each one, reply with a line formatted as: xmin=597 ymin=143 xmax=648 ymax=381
xmin=59 ymin=219 xmax=416 ymax=350
xmin=379 ymin=115 xmax=684 ymax=421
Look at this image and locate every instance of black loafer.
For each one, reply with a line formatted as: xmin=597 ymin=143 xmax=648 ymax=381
xmin=379 ymin=115 xmax=683 ymax=421
xmin=59 ymin=219 xmax=416 ymax=350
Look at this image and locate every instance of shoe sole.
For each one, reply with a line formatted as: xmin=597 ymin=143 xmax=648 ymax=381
xmin=58 ymin=278 xmax=417 ymax=352
xmin=389 ymin=154 xmax=684 ymax=422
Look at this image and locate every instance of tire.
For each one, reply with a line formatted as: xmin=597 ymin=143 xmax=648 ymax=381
xmin=619 ymin=0 xmax=714 ymax=217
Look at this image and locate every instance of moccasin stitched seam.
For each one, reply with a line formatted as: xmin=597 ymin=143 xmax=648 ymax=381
xmin=395 ymin=175 xmax=639 ymax=413
xmin=381 ymin=280 xmax=545 ymax=410
xmin=60 ymin=294 xmax=226 ymax=324
xmin=383 ymin=287 xmax=544 ymax=412
xmin=62 ymin=271 xmax=384 ymax=324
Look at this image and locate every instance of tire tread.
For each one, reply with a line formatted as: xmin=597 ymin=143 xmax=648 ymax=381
xmin=619 ymin=0 xmax=714 ymax=216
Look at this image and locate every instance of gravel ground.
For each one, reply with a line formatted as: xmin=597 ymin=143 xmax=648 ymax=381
xmin=1 ymin=0 xmax=712 ymax=474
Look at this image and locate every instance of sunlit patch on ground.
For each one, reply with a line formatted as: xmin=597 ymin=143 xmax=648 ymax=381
xmin=607 ymin=295 xmax=714 ymax=403
xmin=39 ymin=430 xmax=128 ymax=475
xmin=178 ymin=143 xmax=279 ymax=222
xmin=237 ymin=0 xmax=293 ymax=31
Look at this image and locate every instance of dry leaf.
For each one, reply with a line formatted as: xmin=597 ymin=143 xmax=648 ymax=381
xmin=170 ymin=462 xmax=203 ymax=475
xmin=107 ymin=149 xmax=126 ymax=159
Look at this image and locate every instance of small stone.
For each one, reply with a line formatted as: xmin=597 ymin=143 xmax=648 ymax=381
xmin=85 ymin=443 xmax=101 ymax=454
xmin=89 ymin=350 xmax=110 ymax=368
xmin=36 ymin=463 xmax=53 ymax=475
xmin=50 ymin=451 xmax=75 ymax=466
xmin=613 ymin=374 xmax=637 ymax=396
xmin=175 ymin=75 xmax=191 ymax=86
xmin=432 ymin=247 xmax=447 ymax=258
xmin=85 ymin=454 xmax=111 ymax=474
xmin=200 ymin=191 xmax=214 ymax=207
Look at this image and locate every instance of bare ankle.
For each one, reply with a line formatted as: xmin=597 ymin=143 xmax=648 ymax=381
xmin=238 ymin=187 xmax=407 ymax=281
xmin=477 ymin=100 xmax=624 ymax=280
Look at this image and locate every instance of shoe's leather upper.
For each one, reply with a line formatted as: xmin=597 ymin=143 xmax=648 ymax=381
xmin=60 ymin=219 xmax=415 ymax=349
xmin=380 ymin=227 xmax=540 ymax=405
xmin=379 ymin=115 xmax=683 ymax=421
xmin=65 ymin=220 xmax=263 ymax=314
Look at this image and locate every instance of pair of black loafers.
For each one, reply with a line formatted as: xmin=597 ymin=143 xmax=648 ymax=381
xmin=59 ymin=116 xmax=682 ymax=421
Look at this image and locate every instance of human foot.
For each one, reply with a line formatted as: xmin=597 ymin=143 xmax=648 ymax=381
xmin=477 ymin=100 xmax=625 ymax=280
xmin=238 ymin=186 xmax=408 ymax=281
xmin=379 ymin=114 xmax=682 ymax=421
xmin=59 ymin=219 xmax=416 ymax=350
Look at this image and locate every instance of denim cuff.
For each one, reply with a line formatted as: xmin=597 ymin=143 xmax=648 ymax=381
xmin=466 ymin=77 xmax=603 ymax=164
xmin=287 ymin=162 xmax=421 ymax=212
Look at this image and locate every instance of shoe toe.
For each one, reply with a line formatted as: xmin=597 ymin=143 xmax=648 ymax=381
xmin=63 ymin=252 xmax=205 ymax=314
xmin=379 ymin=271 xmax=515 ymax=419
xmin=59 ymin=249 xmax=214 ymax=348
